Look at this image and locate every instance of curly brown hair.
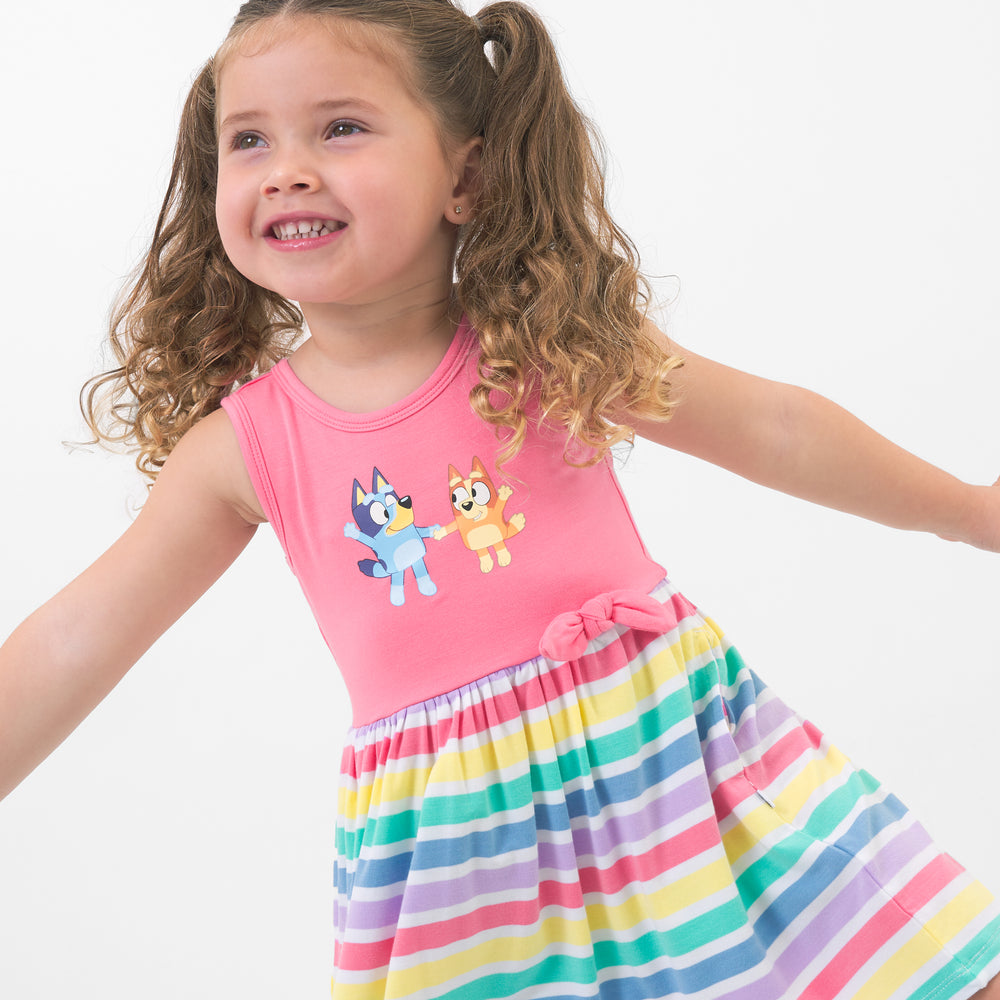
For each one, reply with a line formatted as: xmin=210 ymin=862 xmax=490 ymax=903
xmin=82 ymin=0 xmax=681 ymax=480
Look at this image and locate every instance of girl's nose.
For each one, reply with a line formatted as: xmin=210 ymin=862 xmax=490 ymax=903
xmin=260 ymin=152 xmax=322 ymax=196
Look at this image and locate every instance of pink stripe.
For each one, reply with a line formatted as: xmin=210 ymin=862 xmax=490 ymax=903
xmin=802 ymin=719 xmax=824 ymax=746
xmin=577 ymin=816 xmax=721 ymax=896
xmin=335 ymin=933 xmax=395 ymax=973
xmin=743 ymin=724 xmax=826 ymax=795
xmin=711 ymin=768 xmax=760 ymax=822
xmin=804 ymin=854 xmax=962 ymax=997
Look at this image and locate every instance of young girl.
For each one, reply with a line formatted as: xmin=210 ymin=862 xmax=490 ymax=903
xmin=2 ymin=1 xmax=999 ymax=998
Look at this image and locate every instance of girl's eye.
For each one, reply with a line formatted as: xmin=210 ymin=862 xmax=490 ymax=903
xmin=327 ymin=121 xmax=363 ymax=140
xmin=233 ymin=132 xmax=265 ymax=151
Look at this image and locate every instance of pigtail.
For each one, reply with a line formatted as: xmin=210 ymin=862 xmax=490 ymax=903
xmin=457 ymin=2 xmax=680 ymax=466
xmin=81 ymin=61 xmax=302 ymax=482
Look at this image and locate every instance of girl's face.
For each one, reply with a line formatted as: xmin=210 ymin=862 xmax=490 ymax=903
xmin=214 ymin=19 xmax=479 ymax=315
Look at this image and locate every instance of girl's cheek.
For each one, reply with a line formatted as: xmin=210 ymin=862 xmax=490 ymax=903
xmin=214 ymin=189 xmax=241 ymax=248
xmin=214 ymin=212 xmax=244 ymax=273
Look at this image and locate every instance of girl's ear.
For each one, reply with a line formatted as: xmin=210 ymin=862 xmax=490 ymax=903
xmin=447 ymin=137 xmax=483 ymax=223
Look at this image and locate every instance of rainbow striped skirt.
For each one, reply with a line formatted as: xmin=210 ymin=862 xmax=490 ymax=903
xmin=333 ymin=579 xmax=1000 ymax=999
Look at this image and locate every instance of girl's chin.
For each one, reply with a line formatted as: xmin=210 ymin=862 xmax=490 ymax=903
xmin=225 ymin=260 xmax=351 ymax=305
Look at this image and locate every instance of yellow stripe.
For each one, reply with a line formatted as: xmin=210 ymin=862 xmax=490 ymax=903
xmin=772 ymin=743 xmax=850 ymax=822
xmin=585 ymin=856 xmax=734 ymax=933
xmin=721 ymin=800 xmax=785 ymax=866
xmin=679 ymin=624 xmax=722 ymax=663
xmin=701 ymin=615 xmax=726 ymax=645
xmin=600 ymin=646 xmax=686 ymax=713
xmin=924 ymin=881 xmax=995 ymax=944
xmin=332 ymin=974 xmax=388 ymax=1000
xmin=381 ymin=913 xmax=593 ymax=998
xmin=850 ymin=928 xmax=941 ymax=1000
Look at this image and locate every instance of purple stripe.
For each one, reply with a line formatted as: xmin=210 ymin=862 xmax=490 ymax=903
xmin=341 ymin=855 xmax=544 ymax=932
xmin=538 ymin=831 xmax=580 ymax=876
xmin=716 ymin=821 xmax=936 ymax=1000
xmin=570 ymin=773 xmax=714 ymax=864
xmin=338 ymin=893 xmax=403 ymax=937
xmin=747 ymin=692 xmax=800 ymax=747
xmin=401 ymin=857 xmax=541 ymax=917
xmin=702 ymin=727 xmax=742 ymax=777
xmin=338 ymin=891 xmax=403 ymax=933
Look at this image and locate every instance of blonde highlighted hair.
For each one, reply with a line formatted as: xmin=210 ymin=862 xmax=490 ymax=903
xmin=83 ymin=0 xmax=681 ymax=480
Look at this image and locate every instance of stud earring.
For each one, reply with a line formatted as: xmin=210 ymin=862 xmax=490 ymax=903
xmin=454 ymin=206 xmax=463 ymax=215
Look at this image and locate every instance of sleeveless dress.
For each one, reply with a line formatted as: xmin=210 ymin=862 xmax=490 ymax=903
xmin=220 ymin=320 xmax=1000 ymax=1000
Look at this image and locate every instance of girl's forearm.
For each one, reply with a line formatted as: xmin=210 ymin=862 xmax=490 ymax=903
xmin=750 ymin=382 xmax=985 ymax=543
xmin=0 ymin=597 xmax=126 ymax=801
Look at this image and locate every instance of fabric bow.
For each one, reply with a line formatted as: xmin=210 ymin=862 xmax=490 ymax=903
xmin=539 ymin=590 xmax=673 ymax=661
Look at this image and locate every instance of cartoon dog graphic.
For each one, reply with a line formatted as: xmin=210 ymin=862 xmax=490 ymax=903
xmin=433 ymin=457 xmax=525 ymax=573
xmin=344 ymin=468 xmax=440 ymax=606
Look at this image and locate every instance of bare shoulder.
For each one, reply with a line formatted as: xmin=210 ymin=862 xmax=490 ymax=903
xmin=156 ymin=408 xmax=267 ymax=526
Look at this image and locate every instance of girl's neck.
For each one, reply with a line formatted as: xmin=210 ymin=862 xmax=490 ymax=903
xmin=288 ymin=293 xmax=460 ymax=414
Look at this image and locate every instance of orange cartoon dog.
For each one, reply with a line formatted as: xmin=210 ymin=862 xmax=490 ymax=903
xmin=433 ymin=457 xmax=526 ymax=572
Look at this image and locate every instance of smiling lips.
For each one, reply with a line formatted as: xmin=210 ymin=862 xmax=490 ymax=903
xmin=268 ymin=218 xmax=346 ymax=241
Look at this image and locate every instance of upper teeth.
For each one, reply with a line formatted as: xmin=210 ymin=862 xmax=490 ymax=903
xmin=271 ymin=219 xmax=341 ymax=240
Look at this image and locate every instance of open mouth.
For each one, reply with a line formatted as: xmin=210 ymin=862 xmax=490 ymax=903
xmin=270 ymin=219 xmax=346 ymax=241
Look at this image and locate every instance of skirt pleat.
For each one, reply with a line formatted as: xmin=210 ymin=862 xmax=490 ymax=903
xmin=332 ymin=579 xmax=1000 ymax=999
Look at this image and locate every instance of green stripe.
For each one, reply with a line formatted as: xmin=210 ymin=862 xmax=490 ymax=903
xmin=414 ymin=770 xmax=534 ymax=828
xmin=592 ymin=896 xmax=747 ymax=968
xmin=734 ymin=825 xmax=809 ymax=905
xmin=906 ymin=914 xmax=1000 ymax=999
xmin=797 ymin=767 xmax=880 ymax=840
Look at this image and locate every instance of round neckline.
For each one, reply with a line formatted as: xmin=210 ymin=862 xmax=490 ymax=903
xmin=272 ymin=317 xmax=476 ymax=431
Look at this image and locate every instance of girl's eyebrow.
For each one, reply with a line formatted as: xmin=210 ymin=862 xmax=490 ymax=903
xmin=219 ymin=98 xmax=382 ymax=132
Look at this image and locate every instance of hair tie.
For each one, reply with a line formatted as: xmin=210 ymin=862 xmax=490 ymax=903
xmin=472 ymin=13 xmax=499 ymax=72
xmin=471 ymin=14 xmax=487 ymax=44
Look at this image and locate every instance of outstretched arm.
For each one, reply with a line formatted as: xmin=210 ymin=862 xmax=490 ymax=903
xmin=0 ymin=410 xmax=263 ymax=801
xmin=630 ymin=328 xmax=999 ymax=551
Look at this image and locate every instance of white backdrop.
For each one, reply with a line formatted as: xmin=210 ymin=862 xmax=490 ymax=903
xmin=2 ymin=2 xmax=998 ymax=997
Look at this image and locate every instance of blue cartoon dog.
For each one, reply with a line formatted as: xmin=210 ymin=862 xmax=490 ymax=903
xmin=344 ymin=468 xmax=440 ymax=607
